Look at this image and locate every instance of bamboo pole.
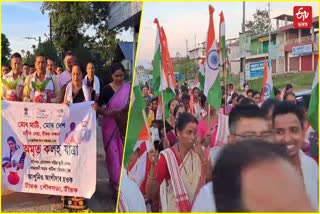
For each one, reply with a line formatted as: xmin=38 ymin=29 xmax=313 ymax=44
xmin=161 ymin=90 xmax=167 ymax=140
xmin=142 ymin=108 xmax=154 ymax=150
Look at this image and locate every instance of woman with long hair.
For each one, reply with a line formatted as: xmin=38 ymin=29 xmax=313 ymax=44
xmin=92 ymin=62 xmax=130 ymax=197
xmin=166 ymin=98 xmax=180 ymax=131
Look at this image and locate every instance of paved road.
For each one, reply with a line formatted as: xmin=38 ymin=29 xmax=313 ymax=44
xmin=2 ymin=124 xmax=116 ymax=212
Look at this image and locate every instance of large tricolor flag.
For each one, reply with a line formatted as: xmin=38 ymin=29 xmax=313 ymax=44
xmin=204 ymin=5 xmax=222 ymax=110
xmin=308 ymin=64 xmax=318 ymax=131
xmin=124 ymin=76 xmax=146 ymax=166
xmin=152 ymin=18 xmax=176 ymax=119
xmin=262 ymin=58 xmax=274 ymax=101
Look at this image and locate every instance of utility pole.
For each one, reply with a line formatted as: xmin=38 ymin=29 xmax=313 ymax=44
xmin=186 ymin=40 xmax=189 ymax=58
xmin=49 ymin=17 xmax=53 ymax=46
xmin=268 ymin=2 xmax=271 ymax=52
xmin=240 ymin=1 xmax=246 ymax=87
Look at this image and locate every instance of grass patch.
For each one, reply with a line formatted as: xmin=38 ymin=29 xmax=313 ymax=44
xmin=227 ymin=72 xmax=315 ymax=92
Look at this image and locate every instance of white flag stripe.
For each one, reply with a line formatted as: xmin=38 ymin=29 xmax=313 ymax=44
xmin=312 ymin=65 xmax=318 ymax=89
xmin=204 ymin=40 xmax=219 ymax=97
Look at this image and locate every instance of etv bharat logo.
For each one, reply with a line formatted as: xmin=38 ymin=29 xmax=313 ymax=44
xmin=293 ymin=6 xmax=312 ymax=29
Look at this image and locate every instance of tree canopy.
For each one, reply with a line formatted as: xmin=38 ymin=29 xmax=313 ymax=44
xmin=245 ymin=9 xmax=273 ymax=36
xmin=40 ymin=2 xmax=121 ymax=83
xmin=1 ymin=33 xmax=11 ymax=66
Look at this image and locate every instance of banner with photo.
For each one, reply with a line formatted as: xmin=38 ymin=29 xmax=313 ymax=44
xmin=2 ymin=101 xmax=96 ymax=198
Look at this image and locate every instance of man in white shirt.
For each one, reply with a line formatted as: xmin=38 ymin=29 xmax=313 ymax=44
xmin=193 ymin=105 xmax=272 ymax=212
xmin=56 ymin=51 xmax=75 ymax=88
xmin=46 ymin=57 xmax=56 ymax=76
xmin=273 ymin=102 xmax=318 ymax=210
xmin=212 ymin=140 xmax=314 ymax=212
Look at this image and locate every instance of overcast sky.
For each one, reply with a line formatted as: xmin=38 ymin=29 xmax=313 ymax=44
xmin=2 ymin=2 xmax=133 ymax=55
xmin=137 ymin=2 xmax=318 ymax=68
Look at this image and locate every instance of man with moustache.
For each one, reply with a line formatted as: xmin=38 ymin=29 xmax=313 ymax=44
xmin=2 ymin=53 xmax=25 ymax=101
xmin=56 ymin=51 xmax=76 ymax=88
xmin=23 ymin=54 xmax=60 ymax=103
xmin=46 ymin=57 xmax=56 ymax=76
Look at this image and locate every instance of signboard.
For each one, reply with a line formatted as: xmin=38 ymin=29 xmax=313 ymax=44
xmin=269 ymin=44 xmax=284 ymax=60
xmin=245 ymin=60 xmax=269 ymax=80
xmin=2 ymin=101 xmax=96 ymax=198
xmin=292 ymin=44 xmax=313 ymax=56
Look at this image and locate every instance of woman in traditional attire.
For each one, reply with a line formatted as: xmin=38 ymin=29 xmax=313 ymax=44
xmin=146 ymin=112 xmax=209 ymax=212
xmin=63 ymin=64 xmax=91 ymax=104
xmin=2 ymin=136 xmax=26 ymax=172
xmin=92 ymin=62 xmax=130 ymax=197
xmin=61 ymin=64 xmax=91 ymax=211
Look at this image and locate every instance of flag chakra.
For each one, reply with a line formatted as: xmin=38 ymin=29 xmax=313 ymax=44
xmin=207 ymin=49 xmax=219 ymax=71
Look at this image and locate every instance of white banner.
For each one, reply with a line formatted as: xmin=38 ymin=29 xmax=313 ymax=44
xmin=2 ymin=101 xmax=96 ymax=198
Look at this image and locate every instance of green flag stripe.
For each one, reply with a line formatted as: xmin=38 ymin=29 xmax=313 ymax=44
xmin=124 ymin=85 xmax=146 ymax=166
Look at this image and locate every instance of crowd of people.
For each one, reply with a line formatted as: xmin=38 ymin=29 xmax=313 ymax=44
xmin=2 ymin=52 xmax=130 ymax=212
xmin=121 ymin=78 xmax=318 ymax=212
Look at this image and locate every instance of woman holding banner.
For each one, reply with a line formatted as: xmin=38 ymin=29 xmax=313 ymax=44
xmin=61 ymin=64 xmax=91 ymax=211
xmin=92 ymin=62 xmax=131 ymax=197
xmin=146 ymin=112 xmax=209 ymax=212
xmin=63 ymin=64 xmax=91 ymax=104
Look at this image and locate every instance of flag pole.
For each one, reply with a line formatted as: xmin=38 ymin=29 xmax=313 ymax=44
xmin=223 ymin=61 xmax=228 ymax=115
xmin=161 ymin=90 xmax=167 ymax=140
xmin=142 ymin=108 xmax=154 ymax=150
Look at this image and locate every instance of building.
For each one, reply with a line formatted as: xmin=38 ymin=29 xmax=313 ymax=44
xmin=226 ymin=38 xmax=240 ymax=75
xmin=234 ymin=15 xmax=318 ymax=80
xmin=108 ymin=2 xmax=142 ymax=81
xmin=275 ymin=14 xmax=318 ymax=73
xmin=188 ymin=46 xmax=206 ymax=62
xmin=113 ymin=42 xmax=134 ymax=76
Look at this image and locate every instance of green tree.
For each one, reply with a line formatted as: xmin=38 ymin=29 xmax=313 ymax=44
xmin=1 ymin=33 xmax=11 ymax=66
xmin=35 ymin=40 xmax=59 ymax=62
xmin=245 ymin=9 xmax=272 ymax=36
xmin=41 ymin=2 xmax=120 ymax=82
xmin=173 ymin=58 xmax=197 ymax=81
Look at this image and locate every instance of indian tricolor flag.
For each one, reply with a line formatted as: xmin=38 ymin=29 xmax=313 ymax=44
xmin=153 ymin=18 xmax=176 ymax=119
xmin=124 ymin=76 xmax=146 ymax=166
xmin=308 ymin=64 xmax=318 ymax=131
xmin=262 ymin=58 xmax=274 ymax=101
xmin=204 ymin=5 xmax=222 ymax=110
